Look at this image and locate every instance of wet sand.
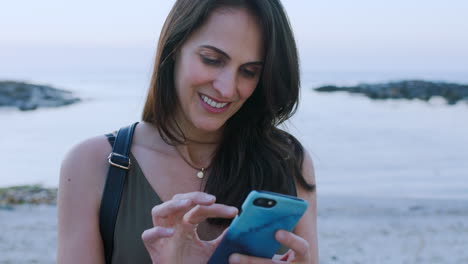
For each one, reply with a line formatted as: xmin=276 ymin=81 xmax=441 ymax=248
xmin=1 ymin=196 xmax=467 ymax=264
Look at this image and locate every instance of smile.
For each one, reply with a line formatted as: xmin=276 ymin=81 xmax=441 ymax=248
xmin=200 ymin=94 xmax=229 ymax=109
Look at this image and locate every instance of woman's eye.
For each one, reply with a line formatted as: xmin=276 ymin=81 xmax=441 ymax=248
xmin=201 ymin=56 xmax=221 ymax=66
xmin=241 ymin=68 xmax=257 ymax=78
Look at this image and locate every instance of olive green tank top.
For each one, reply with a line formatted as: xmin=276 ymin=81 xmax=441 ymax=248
xmin=111 ymin=155 xmax=160 ymax=263
xmin=106 ymin=136 xmax=160 ymax=263
xmin=105 ymin=135 xmax=290 ymax=263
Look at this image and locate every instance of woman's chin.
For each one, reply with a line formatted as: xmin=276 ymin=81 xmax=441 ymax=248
xmin=196 ymin=125 xmax=223 ymax=134
xmin=193 ymin=121 xmax=225 ymax=135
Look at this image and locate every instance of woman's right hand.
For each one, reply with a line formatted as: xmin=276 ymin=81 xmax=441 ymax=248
xmin=142 ymin=192 xmax=238 ymax=264
xmin=228 ymin=230 xmax=313 ymax=264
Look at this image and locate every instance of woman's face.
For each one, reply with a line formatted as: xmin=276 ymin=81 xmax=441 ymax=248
xmin=173 ymin=7 xmax=264 ymax=136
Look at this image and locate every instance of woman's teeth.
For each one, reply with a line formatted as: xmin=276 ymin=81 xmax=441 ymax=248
xmin=201 ymin=95 xmax=228 ymax=109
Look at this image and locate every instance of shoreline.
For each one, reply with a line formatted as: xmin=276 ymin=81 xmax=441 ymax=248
xmin=1 ymin=189 xmax=467 ymax=263
xmin=2 ymin=185 xmax=468 ymax=206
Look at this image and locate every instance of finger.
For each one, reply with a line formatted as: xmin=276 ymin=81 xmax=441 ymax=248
xmin=172 ymin=192 xmax=216 ymax=205
xmin=152 ymin=198 xmax=192 ymax=219
xmin=229 ymin=253 xmax=282 ymax=264
xmin=141 ymin=226 xmax=175 ymax=244
xmin=151 ymin=192 xmax=216 ymax=221
xmin=275 ymin=230 xmax=310 ymax=259
xmin=183 ymin=204 xmax=238 ymax=225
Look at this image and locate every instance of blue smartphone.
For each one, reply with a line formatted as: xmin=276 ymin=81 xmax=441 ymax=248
xmin=207 ymin=190 xmax=308 ymax=264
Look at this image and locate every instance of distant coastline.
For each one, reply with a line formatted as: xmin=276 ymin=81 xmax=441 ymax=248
xmin=0 ymin=81 xmax=81 ymax=111
xmin=314 ymin=80 xmax=468 ymax=105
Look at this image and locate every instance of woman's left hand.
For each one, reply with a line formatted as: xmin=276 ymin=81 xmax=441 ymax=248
xmin=228 ymin=230 xmax=312 ymax=264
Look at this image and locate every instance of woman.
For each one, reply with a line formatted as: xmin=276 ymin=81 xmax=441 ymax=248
xmin=57 ymin=0 xmax=318 ymax=263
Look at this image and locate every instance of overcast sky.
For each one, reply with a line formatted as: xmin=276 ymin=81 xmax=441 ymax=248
xmin=1 ymin=0 xmax=467 ymax=73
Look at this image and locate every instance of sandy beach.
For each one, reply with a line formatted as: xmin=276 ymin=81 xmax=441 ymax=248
xmin=1 ymin=195 xmax=467 ymax=264
xmin=317 ymin=196 xmax=468 ymax=264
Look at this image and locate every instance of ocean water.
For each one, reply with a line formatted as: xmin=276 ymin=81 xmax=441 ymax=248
xmin=1 ymin=70 xmax=467 ymax=200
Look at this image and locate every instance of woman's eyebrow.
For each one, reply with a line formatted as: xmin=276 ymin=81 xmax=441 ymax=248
xmin=200 ymin=45 xmax=230 ymax=59
xmin=199 ymin=45 xmax=263 ymax=65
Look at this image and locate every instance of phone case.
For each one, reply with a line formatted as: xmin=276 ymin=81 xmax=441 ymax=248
xmin=207 ymin=190 xmax=308 ymax=264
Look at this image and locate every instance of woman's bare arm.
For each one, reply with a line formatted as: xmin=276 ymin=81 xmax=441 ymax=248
xmin=57 ymin=136 xmax=111 ymax=264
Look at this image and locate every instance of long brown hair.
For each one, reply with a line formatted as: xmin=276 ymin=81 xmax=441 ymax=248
xmin=142 ymin=0 xmax=315 ymax=225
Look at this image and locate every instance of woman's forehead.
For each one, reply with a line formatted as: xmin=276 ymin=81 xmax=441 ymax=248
xmin=183 ymin=7 xmax=264 ymax=62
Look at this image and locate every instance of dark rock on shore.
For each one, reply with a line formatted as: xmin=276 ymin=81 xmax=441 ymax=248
xmin=0 ymin=185 xmax=57 ymax=206
xmin=314 ymin=80 xmax=468 ymax=105
xmin=0 ymin=81 xmax=81 ymax=111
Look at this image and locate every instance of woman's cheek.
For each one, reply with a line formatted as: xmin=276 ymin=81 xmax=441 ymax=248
xmin=238 ymin=81 xmax=258 ymax=100
xmin=188 ymin=65 xmax=217 ymax=86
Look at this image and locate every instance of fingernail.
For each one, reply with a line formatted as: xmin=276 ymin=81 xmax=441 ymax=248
xmin=163 ymin=228 xmax=174 ymax=236
xmin=229 ymin=254 xmax=240 ymax=263
xmin=276 ymin=230 xmax=286 ymax=240
xmin=228 ymin=207 xmax=238 ymax=215
xmin=203 ymin=194 xmax=215 ymax=202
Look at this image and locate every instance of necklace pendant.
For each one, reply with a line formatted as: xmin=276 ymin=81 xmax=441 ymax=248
xmin=197 ymin=170 xmax=204 ymax=179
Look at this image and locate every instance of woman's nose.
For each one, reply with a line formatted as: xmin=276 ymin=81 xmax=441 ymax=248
xmin=213 ymin=69 xmax=237 ymax=99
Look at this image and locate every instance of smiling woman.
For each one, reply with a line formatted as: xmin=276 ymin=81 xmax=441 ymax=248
xmin=172 ymin=9 xmax=263 ymax=134
xmin=57 ymin=0 xmax=317 ymax=264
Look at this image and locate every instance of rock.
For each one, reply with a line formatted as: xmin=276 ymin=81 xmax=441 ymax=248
xmin=314 ymin=80 xmax=468 ymax=105
xmin=0 ymin=185 xmax=57 ymax=206
xmin=409 ymin=205 xmax=424 ymax=211
xmin=0 ymin=81 xmax=81 ymax=111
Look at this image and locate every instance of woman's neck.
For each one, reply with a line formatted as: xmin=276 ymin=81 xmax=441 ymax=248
xmin=139 ymin=121 xmax=218 ymax=169
xmin=171 ymin=111 xmax=223 ymax=168
xmin=175 ymin=142 xmax=217 ymax=170
xmin=173 ymin=107 xmax=224 ymax=145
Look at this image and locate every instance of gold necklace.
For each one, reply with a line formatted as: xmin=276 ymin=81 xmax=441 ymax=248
xmin=174 ymin=146 xmax=209 ymax=179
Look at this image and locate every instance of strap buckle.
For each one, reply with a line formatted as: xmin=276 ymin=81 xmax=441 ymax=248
xmin=108 ymin=152 xmax=131 ymax=170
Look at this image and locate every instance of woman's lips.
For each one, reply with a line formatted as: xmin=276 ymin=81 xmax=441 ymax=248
xmin=199 ymin=94 xmax=230 ymax=113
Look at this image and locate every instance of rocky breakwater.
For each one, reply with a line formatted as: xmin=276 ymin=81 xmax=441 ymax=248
xmin=314 ymin=80 xmax=468 ymax=105
xmin=0 ymin=185 xmax=57 ymax=208
xmin=0 ymin=81 xmax=81 ymax=111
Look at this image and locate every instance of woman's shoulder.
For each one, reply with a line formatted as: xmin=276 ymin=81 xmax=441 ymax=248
xmin=59 ymin=134 xmax=113 ymax=202
xmin=57 ymin=134 xmax=113 ymax=262
xmin=272 ymin=128 xmax=304 ymax=154
xmin=273 ymin=128 xmax=316 ymax=187
xmin=61 ymin=134 xmax=113 ymax=173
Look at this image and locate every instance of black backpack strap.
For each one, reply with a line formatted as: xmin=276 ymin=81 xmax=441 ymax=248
xmin=99 ymin=122 xmax=139 ymax=264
